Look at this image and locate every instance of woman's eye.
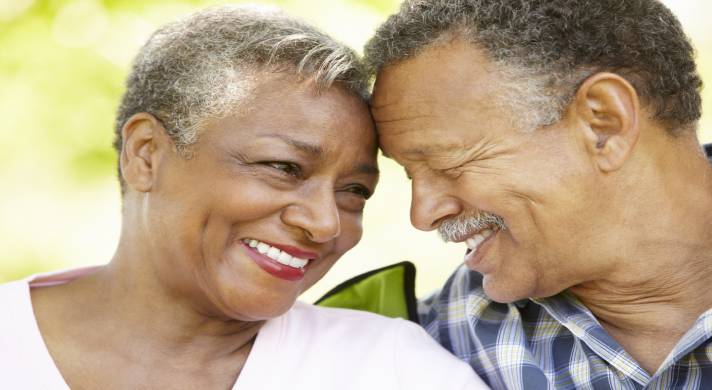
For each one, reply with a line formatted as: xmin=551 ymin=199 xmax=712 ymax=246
xmin=336 ymin=185 xmax=371 ymax=213
xmin=344 ymin=185 xmax=372 ymax=199
xmin=263 ymin=161 xmax=302 ymax=177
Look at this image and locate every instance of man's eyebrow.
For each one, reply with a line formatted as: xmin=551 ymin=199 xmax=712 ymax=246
xmin=382 ymin=144 xmax=458 ymax=160
xmin=260 ymin=133 xmax=323 ymax=156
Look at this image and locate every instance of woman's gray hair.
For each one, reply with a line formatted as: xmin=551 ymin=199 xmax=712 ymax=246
xmin=114 ymin=5 xmax=369 ymax=163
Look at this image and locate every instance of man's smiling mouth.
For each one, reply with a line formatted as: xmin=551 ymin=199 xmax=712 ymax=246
xmin=465 ymin=228 xmax=494 ymax=255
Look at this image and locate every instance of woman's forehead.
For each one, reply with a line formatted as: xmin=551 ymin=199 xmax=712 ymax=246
xmin=195 ymin=79 xmax=377 ymax=171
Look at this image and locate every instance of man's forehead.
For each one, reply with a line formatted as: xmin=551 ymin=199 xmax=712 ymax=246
xmin=379 ymin=126 xmax=465 ymax=159
xmin=374 ymin=40 xmax=496 ymax=93
xmin=371 ymin=59 xmax=439 ymax=108
xmin=372 ymin=46 xmax=501 ymax=127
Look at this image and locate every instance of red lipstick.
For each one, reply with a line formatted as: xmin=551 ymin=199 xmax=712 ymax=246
xmin=242 ymin=242 xmax=310 ymax=282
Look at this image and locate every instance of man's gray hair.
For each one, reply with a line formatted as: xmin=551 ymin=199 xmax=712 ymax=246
xmin=114 ymin=5 xmax=368 ymax=169
xmin=365 ymin=0 xmax=702 ymax=133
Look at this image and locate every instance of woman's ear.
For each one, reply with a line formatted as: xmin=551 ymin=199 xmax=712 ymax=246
xmin=119 ymin=113 xmax=170 ymax=193
xmin=574 ymin=72 xmax=640 ymax=172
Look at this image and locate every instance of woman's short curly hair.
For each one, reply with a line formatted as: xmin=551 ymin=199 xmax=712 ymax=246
xmin=114 ymin=5 xmax=369 ymax=192
xmin=365 ymin=0 xmax=702 ymax=134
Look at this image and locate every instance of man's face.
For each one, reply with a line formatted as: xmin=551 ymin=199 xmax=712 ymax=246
xmin=142 ymin=75 xmax=378 ymax=320
xmin=372 ymin=40 xmax=611 ymax=302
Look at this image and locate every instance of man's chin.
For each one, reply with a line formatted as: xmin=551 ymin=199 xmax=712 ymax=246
xmin=481 ymin=275 xmax=532 ymax=304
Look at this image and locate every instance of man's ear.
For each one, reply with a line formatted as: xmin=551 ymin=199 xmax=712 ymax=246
xmin=119 ymin=113 xmax=170 ymax=193
xmin=574 ymin=72 xmax=640 ymax=172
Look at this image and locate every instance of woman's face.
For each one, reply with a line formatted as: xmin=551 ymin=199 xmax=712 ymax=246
xmin=146 ymin=75 xmax=378 ymax=321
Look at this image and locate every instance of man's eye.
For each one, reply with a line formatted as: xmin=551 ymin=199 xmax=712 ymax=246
xmin=440 ymin=167 xmax=462 ymax=179
xmin=263 ymin=161 xmax=302 ymax=177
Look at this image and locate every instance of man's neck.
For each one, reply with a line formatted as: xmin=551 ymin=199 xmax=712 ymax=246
xmin=569 ymin=260 xmax=712 ymax=375
xmin=571 ymin=260 xmax=712 ymax=333
xmin=569 ymin=136 xmax=712 ymax=373
xmin=567 ymin=140 xmax=712 ymax=374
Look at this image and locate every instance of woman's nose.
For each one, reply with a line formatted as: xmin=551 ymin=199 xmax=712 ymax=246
xmin=281 ymin=185 xmax=341 ymax=243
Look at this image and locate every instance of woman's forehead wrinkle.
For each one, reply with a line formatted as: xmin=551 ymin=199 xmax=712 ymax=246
xmin=258 ymin=134 xmax=324 ymax=157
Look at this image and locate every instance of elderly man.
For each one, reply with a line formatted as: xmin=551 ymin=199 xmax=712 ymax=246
xmin=366 ymin=0 xmax=712 ymax=388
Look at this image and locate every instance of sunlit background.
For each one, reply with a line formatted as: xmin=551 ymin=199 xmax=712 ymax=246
xmin=1 ymin=0 xmax=711 ymax=302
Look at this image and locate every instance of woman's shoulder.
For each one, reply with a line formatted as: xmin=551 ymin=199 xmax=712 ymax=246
xmin=290 ymin=300 xmax=401 ymax=320
xmin=285 ymin=301 xmax=409 ymax=336
xmin=0 ymin=278 xmax=35 ymax=323
xmin=263 ymin=301 xmax=486 ymax=389
xmin=0 ymin=278 xmax=70 ymax=388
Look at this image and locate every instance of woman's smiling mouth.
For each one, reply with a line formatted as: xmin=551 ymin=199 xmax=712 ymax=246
xmin=241 ymin=238 xmax=317 ymax=281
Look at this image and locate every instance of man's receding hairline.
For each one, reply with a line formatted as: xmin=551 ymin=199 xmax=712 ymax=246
xmin=364 ymin=0 xmax=702 ymax=134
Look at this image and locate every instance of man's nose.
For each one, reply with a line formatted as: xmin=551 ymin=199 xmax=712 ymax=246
xmin=410 ymin=176 xmax=462 ymax=231
xmin=281 ymin=185 xmax=341 ymax=243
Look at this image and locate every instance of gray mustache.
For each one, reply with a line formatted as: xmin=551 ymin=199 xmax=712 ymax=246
xmin=438 ymin=211 xmax=507 ymax=242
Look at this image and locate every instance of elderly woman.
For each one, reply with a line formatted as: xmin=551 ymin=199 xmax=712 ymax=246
xmin=0 ymin=5 xmax=486 ymax=390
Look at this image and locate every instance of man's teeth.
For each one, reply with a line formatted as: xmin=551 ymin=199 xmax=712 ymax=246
xmin=243 ymin=239 xmax=309 ymax=269
xmin=466 ymin=229 xmax=493 ymax=253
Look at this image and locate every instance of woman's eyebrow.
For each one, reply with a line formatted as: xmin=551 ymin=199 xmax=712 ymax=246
xmin=259 ymin=133 xmax=324 ymax=157
xmin=257 ymin=133 xmax=378 ymax=176
xmin=352 ymin=163 xmax=380 ymax=176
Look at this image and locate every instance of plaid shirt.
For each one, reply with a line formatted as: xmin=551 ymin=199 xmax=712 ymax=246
xmin=419 ymin=266 xmax=712 ymax=389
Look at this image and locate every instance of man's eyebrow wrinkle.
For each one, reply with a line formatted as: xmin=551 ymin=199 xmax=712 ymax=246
xmin=401 ymin=142 xmax=467 ymax=159
xmin=374 ymin=113 xmax=439 ymax=125
xmin=404 ymin=145 xmax=443 ymax=157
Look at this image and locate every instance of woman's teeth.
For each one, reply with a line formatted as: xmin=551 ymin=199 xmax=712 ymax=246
xmin=466 ymin=229 xmax=493 ymax=254
xmin=242 ymin=239 xmax=309 ymax=269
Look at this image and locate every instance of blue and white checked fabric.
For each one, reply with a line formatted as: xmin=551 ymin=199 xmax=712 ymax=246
xmin=419 ymin=266 xmax=712 ymax=389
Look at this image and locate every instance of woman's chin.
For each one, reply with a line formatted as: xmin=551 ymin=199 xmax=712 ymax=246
xmin=207 ymin=250 xmax=336 ymax=321
xmin=215 ymin=285 xmax=300 ymax=322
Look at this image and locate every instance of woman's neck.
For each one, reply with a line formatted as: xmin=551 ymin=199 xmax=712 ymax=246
xmin=76 ymin=254 xmax=265 ymax=363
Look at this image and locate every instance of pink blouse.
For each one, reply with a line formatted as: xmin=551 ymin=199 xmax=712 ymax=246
xmin=0 ymin=268 xmax=486 ymax=389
